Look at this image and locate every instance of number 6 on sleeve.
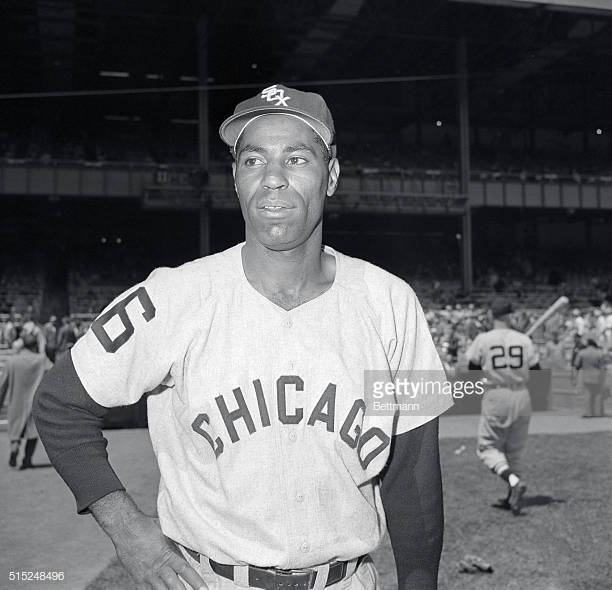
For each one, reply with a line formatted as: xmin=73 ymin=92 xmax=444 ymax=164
xmin=91 ymin=287 xmax=156 ymax=353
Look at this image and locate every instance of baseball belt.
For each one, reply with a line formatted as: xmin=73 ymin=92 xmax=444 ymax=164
xmin=181 ymin=545 xmax=360 ymax=590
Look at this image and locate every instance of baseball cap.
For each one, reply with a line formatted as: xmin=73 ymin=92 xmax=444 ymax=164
xmin=219 ymin=84 xmax=336 ymax=155
xmin=490 ymin=298 xmax=514 ymax=318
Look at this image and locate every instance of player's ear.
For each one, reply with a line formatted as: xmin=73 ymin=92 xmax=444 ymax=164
xmin=231 ymin=161 xmax=238 ymax=193
xmin=326 ymin=158 xmax=340 ymax=197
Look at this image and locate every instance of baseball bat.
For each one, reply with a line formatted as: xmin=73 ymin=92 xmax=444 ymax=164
xmin=525 ymin=295 xmax=569 ymax=337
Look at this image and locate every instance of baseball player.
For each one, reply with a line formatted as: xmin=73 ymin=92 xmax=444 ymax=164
xmin=466 ymin=298 xmax=540 ymax=516
xmin=34 ymin=84 xmax=453 ymax=590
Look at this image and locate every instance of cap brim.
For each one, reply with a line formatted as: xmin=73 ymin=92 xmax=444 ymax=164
xmin=219 ymin=106 xmax=333 ymax=147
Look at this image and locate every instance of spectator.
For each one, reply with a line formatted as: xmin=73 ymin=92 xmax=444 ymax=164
xmin=544 ymin=332 xmax=566 ymax=370
xmin=56 ymin=316 xmax=77 ymax=360
xmin=0 ymin=332 xmax=52 ymax=468
xmin=572 ymin=308 xmax=585 ymax=337
xmin=43 ymin=315 xmax=58 ymax=362
xmin=2 ymin=312 xmax=17 ymax=348
xmin=21 ymin=311 xmax=46 ymax=354
xmin=573 ymin=338 xmax=608 ymax=418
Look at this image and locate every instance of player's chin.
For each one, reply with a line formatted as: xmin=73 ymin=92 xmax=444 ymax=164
xmin=253 ymin=224 xmax=307 ymax=250
xmin=261 ymin=229 xmax=299 ymax=250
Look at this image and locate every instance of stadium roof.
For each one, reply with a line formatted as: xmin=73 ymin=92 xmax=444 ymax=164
xmin=1 ymin=0 xmax=612 ymax=141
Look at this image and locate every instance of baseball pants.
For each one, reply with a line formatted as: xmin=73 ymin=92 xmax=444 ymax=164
xmin=476 ymin=387 xmax=531 ymax=477
xmin=179 ymin=549 xmax=379 ymax=590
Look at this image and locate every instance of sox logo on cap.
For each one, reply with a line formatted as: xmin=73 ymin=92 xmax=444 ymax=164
xmin=261 ymin=85 xmax=291 ymax=107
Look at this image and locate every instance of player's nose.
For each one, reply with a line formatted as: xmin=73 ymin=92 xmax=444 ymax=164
xmin=262 ymin=161 xmax=288 ymax=190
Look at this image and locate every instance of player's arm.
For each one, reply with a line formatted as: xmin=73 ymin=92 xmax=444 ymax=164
xmin=0 ymin=365 xmax=9 ymax=409
xmin=526 ymin=336 xmax=541 ymax=371
xmin=33 ymin=354 xmax=206 ymax=590
xmin=465 ymin=334 xmax=485 ymax=390
xmin=34 ymin=270 xmax=207 ymax=590
xmin=90 ymin=490 xmax=207 ymax=590
xmin=33 ymin=351 xmax=124 ymax=512
xmin=465 ymin=335 xmax=483 ymax=379
xmin=380 ymin=418 xmax=443 ymax=590
xmin=379 ymin=282 xmax=453 ymax=589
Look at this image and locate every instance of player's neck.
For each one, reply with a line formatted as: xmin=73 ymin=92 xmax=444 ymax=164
xmin=493 ymin=319 xmax=509 ymax=329
xmin=241 ymin=238 xmax=334 ymax=299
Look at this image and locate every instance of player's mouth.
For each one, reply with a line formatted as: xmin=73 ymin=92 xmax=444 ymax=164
xmin=258 ymin=200 xmax=294 ymax=210
xmin=258 ymin=201 xmax=295 ymax=215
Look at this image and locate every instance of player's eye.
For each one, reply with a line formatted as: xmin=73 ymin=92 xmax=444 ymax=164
xmin=243 ymin=156 xmax=264 ymax=167
xmin=286 ymin=155 xmax=307 ymax=166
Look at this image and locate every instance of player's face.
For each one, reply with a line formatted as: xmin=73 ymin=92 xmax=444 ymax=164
xmin=232 ymin=114 xmax=339 ymax=251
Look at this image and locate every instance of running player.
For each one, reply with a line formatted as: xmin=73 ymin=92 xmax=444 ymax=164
xmin=466 ymin=298 xmax=541 ymax=515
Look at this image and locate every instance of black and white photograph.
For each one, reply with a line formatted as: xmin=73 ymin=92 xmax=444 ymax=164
xmin=1 ymin=1 xmax=611 ymax=589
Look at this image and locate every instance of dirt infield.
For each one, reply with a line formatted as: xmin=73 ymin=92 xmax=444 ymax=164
xmin=1 ymin=416 xmax=611 ymax=590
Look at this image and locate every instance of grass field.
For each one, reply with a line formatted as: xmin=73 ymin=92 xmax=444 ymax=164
xmin=87 ymin=432 xmax=612 ymax=590
xmin=437 ymin=431 xmax=612 ymax=590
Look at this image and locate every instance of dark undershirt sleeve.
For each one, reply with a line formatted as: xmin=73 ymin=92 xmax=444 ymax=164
xmin=32 ymin=351 xmax=125 ymax=514
xmin=467 ymin=360 xmax=482 ymax=370
xmin=0 ymin=368 xmax=9 ymax=409
xmin=380 ymin=418 xmax=444 ymax=590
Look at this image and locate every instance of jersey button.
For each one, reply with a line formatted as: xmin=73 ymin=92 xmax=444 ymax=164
xmin=296 ymin=492 xmax=304 ymax=503
xmin=288 ymin=431 xmax=297 ymax=442
xmin=300 ymin=542 xmax=310 ymax=553
xmin=284 ymin=318 xmax=293 ymax=329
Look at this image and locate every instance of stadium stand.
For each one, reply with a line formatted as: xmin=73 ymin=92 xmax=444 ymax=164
xmin=0 ymin=264 xmax=44 ymax=318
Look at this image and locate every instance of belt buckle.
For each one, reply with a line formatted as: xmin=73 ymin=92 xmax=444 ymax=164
xmin=270 ymin=568 xmax=315 ymax=590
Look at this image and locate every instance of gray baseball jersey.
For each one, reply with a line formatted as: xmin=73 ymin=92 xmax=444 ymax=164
xmin=466 ymin=328 xmax=539 ymax=388
xmin=72 ymin=243 xmax=452 ymax=569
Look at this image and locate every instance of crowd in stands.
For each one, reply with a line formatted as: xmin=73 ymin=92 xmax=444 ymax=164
xmin=3 ymin=126 xmax=612 ymax=182
xmin=3 ymin=274 xmax=610 ymax=385
xmin=0 ymin=310 xmax=89 ymax=357
xmin=0 ymin=128 xmax=228 ymax=167
xmin=68 ymin=255 xmax=152 ymax=316
xmin=0 ymin=263 xmax=44 ymax=322
xmin=426 ymin=300 xmax=612 ymax=373
xmin=410 ymin=248 xmax=612 ymax=309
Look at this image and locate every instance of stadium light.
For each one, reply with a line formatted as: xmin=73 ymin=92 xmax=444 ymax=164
xmin=99 ymin=70 xmax=130 ymax=78
xmin=596 ymin=128 xmax=603 ymax=135
xmin=179 ymin=76 xmax=199 ymax=82
xmin=436 ymin=120 xmax=443 ymax=127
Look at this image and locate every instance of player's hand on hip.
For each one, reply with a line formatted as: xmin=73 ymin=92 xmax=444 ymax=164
xmin=111 ymin=513 xmax=208 ymax=589
xmin=90 ymin=492 xmax=207 ymax=589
